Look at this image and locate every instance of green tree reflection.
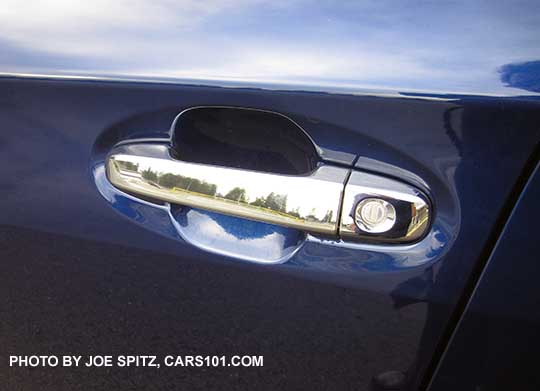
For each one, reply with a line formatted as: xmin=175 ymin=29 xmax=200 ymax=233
xmin=115 ymin=159 xmax=333 ymax=223
xmin=141 ymin=168 xmax=158 ymax=182
xmin=224 ymin=187 xmax=248 ymax=203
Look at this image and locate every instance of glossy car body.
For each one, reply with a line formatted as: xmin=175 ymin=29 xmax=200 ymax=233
xmin=1 ymin=1 xmax=539 ymax=390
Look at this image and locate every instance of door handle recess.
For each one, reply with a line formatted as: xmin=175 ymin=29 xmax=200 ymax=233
xmin=106 ymin=143 xmax=348 ymax=235
xmin=106 ymin=143 xmax=430 ymax=242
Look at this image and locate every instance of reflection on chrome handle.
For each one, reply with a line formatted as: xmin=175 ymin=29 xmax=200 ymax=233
xmin=106 ymin=143 xmax=349 ymax=235
xmin=340 ymin=171 xmax=431 ymax=243
xmin=106 ymin=143 xmax=432 ymax=243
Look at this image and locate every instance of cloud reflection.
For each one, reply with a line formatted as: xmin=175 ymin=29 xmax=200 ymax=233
xmin=1 ymin=0 xmax=540 ymax=95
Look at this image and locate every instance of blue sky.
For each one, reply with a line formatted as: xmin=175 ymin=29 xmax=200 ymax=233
xmin=1 ymin=0 xmax=539 ymax=95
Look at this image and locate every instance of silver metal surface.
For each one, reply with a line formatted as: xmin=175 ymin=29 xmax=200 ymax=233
xmin=354 ymin=198 xmax=396 ymax=233
xmin=106 ymin=143 xmax=349 ymax=235
xmin=341 ymin=171 xmax=430 ymax=243
xmin=106 ymin=143 xmax=430 ymax=243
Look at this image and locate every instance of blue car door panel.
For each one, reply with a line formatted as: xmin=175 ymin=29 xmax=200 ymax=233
xmin=1 ymin=2 xmax=540 ymax=389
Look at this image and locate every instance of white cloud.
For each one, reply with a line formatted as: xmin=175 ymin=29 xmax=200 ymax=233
xmin=1 ymin=0 xmax=539 ymax=94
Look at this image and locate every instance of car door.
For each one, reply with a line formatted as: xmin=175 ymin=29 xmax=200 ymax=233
xmin=1 ymin=2 xmax=539 ymax=390
xmin=427 ymin=159 xmax=540 ymax=391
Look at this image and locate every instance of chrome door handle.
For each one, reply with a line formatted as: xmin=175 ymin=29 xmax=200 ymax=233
xmin=106 ymin=143 xmax=431 ymax=242
xmin=106 ymin=143 xmax=349 ymax=235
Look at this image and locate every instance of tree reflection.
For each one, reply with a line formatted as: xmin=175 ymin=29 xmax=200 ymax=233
xmin=114 ymin=159 xmax=334 ymax=223
xmin=224 ymin=187 xmax=247 ymax=203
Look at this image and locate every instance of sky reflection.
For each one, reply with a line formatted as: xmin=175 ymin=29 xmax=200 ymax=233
xmin=1 ymin=0 xmax=540 ymax=95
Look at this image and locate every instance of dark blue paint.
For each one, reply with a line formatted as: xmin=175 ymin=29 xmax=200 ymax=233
xmin=428 ymin=161 xmax=540 ymax=390
xmin=1 ymin=77 xmax=539 ymax=390
xmin=500 ymin=60 xmax=540 ymax=93
xmin=1 ymin=2 xmax=540 ymax=388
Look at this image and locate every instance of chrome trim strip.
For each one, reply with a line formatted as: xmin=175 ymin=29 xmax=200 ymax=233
xmin=106 ymin=143 xmax=349 ymax=235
